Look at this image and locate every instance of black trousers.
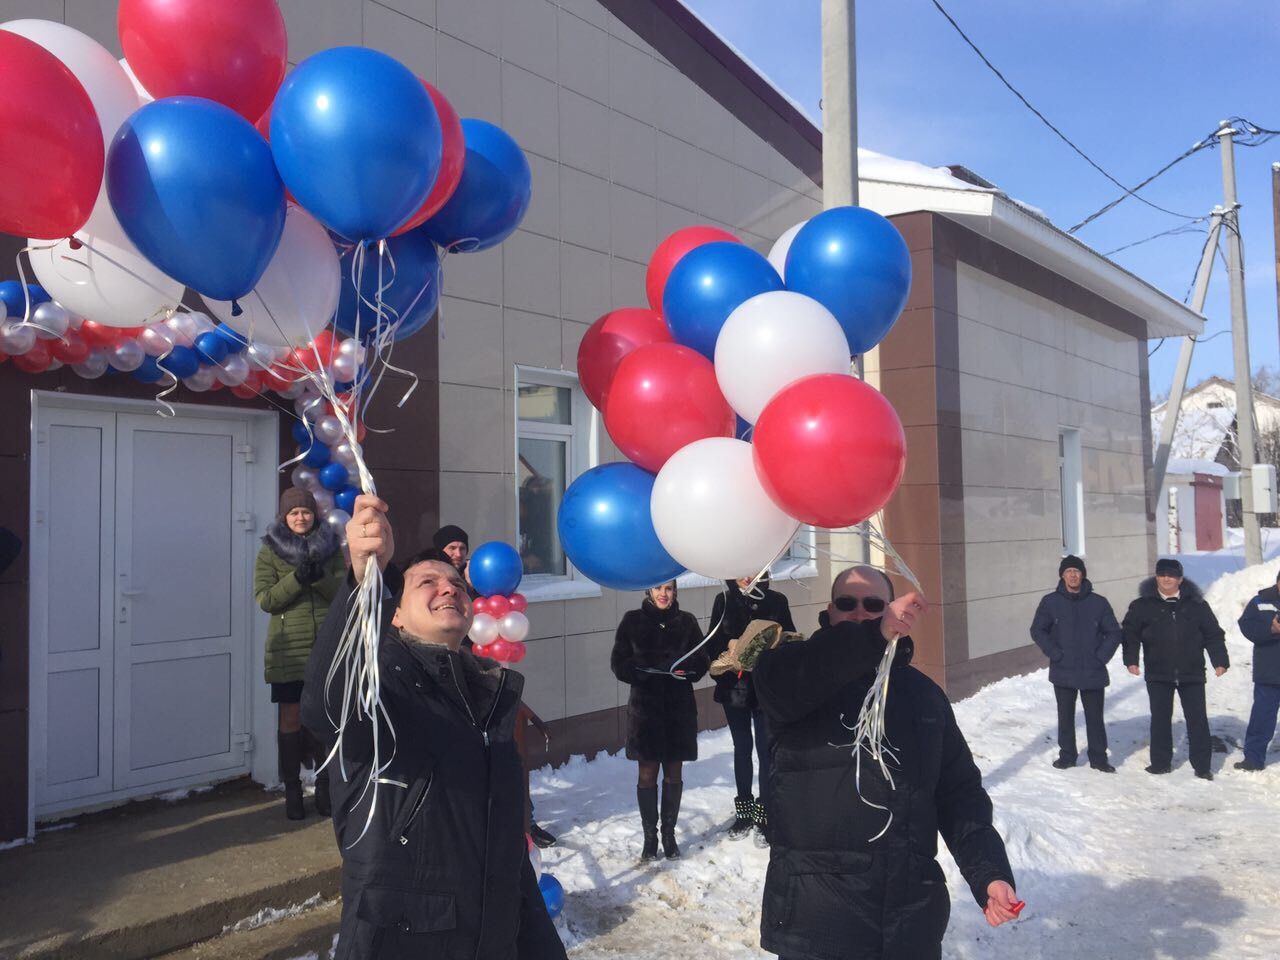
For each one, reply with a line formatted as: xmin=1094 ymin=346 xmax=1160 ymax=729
xmin=723 ymin=702 xmax=771 ymax=805
xmin=1054 ymin=685 xmax=1108 ymax=765
xmin=1147 ymin=680 xmax=1211 ymax=773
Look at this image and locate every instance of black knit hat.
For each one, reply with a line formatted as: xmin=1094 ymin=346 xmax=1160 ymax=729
xmin=432 ymin=524 xmax=469 ymax=552
xmin=279 ymin=486 xmax=317 ymax=519
xmin=1059 ymin=555 xmax=1086 ymax=578
xmin=1155 ymin=557 xmax=1183 ymax=578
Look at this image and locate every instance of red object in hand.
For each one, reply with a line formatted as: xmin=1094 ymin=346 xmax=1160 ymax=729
xmin=1010 ymin=900 xmax=1026 ymax=916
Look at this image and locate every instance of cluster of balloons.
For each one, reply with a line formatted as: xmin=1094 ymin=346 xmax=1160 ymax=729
xmin=0 ymin=2 xmax=532 ymax=389
xmin=468 ymin=542 xmax=531 ymax=664
xmin=560 ymin=209 xmax=912 ymax=587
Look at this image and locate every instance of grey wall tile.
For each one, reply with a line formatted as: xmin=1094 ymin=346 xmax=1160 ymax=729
xmin=557 ymin=6 xmax=609 ymax=98
xmin=560 ymin=243 xmax=612 ymax=325
xmin=609 ymin=112 xmax=657 ymax=196
xmin=559 ymin=167 xmax=611 ymax=252
xmin=362 ymin=1 xmax=437 ymax=81
xmin=436 ymin=32 xmax=501 ymax=122
xmin=437 ymin=0 xmax=500 ymax=51
xmin=559 ymin=87 xmax=610 ymax=179
xmin=501 ymin=61 xmax=558 ymax=162
xmin=503 ymin=230 xmax=561 ymax=318
xmin=501 ymin=0 xmax=558 ymax=81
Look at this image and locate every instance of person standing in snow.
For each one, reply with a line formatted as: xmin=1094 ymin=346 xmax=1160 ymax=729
xmin=704 ymin=574 xmax=796 ymax=844
xmin=255 ymin=487 xmax=347 ymax=820
xmin=302 ymin=495 xmax=565 ymax=960
xmin=1122 ymin=557 xmax=1229 ymax=780
xmin=753 ymin=566 xmax=1019 ymax=960
xmin=610 ymin=580 xmax=710 ymax=862
xmin=1233 ymin=568 xmax=1280 ymax=771
xmin=1029 ymin=555 xmax=1123 ymax=772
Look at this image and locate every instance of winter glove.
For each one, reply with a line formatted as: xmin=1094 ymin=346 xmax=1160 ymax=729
xmin=295 ymin=560 xmax=323 ymax=585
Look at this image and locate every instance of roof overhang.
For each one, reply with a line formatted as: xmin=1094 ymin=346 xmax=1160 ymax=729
xmin=858 ymin=179 xmax=1205 ymax=339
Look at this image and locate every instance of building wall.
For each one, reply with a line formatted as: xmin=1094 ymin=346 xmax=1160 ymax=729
xmin=880 ymin=213 xmax=1155 ymax=699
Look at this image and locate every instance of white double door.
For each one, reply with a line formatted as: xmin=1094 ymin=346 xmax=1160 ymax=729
xmin=32 ymin=399 xmax=266 ymax=815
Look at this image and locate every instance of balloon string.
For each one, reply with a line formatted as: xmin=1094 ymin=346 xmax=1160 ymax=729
xmin=31 ymin=236 xmax=182 ymax=324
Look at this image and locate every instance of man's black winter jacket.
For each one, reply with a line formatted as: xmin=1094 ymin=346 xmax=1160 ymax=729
xmin=1121 ymin=577 xmax=1228 ymax=684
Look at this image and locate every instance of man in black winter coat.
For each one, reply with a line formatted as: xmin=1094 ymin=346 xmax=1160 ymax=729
xmin=1122 ymin=557 xmax=1229 ymax=780
xmin=1029 ymin=555 xmax=1122 ymax=772
xmin=753 ymin=566 xmax=1019 ymax=960
xmin=302 ymin=494 xmax=565 ymax=960
xmin=1234 ymin=568 xmax=1280 ymax=771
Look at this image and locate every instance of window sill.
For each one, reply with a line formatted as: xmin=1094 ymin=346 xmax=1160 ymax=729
xmin=520 ymin=578 xmax=603 ymax=603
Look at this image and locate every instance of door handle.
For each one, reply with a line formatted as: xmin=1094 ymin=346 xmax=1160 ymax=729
xmin=120 ymin=589 xmax=144 ymax=597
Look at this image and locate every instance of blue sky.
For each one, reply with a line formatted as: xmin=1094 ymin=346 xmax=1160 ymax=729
xmin=685 ymin=0 xmax=1280 ymax=397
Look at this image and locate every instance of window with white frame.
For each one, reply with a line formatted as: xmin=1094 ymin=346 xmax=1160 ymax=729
xmin=1059 ymin=428 xmax=1084 ymax=555
xmin=515 ymin=368 xmax=592 ymax=581
xmin=773 ymin=524 xmax=818 ymax=579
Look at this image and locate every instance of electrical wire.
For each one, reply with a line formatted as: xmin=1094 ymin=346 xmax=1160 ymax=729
xmin=927 ymin=0 xmax=1206 ymax=227
xmin=1104 ymin=220 xmax=1209 ymax=257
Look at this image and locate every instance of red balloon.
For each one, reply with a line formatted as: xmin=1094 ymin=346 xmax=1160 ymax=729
xmin=260 ymin=367 xmax=296 ymax=393
xmin=472 ymin=642 xmax=493 ymax=659
xmin=487 ymin=595 xmax=512 ymax=618
xmin=604 ymin=342 xmax=734 ymax=473
xmin=13 ymin=340 xmax=52 ymax=374
xmin=293 ymin=331 xmax=338 ymax=371
xmin=752 ymin=373 xmax=906 ymax=529
xmin=505 ymin=642 xmax=528 ymax=664
xmin=509 ymin=593 xmax=528 ymax=614
xmin=231 ymin=381 xmax=260 ymax=399
xmin=0 ymin=350 xmax=9 ymax=364
xmin=472 ymin=597 xmax=489 ymax=616
xmin=577 ymin=308 xmax=672 ymax=410
xmin=645 ymin=226 xmax=739 ymax=314
xmin=79 ymin=321 xmax=122 ymax=349
xmin=50 ymin=329 xmax=90 ymax=365
xmin=488 ymin=638 xmax=516 ymax=663
xmin=391 ymin=81 xmax=465 ymax=236
xmin=118 ymin=0 xmax=287 ymax=122
xmin=0 ymin=32 xmax=103 ymax=240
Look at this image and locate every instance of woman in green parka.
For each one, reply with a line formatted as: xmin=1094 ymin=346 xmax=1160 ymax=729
xmin=255 ymin=487 xmax=346 ymax=819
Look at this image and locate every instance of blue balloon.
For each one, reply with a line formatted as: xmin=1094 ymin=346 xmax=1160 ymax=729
xmin=0 ymin=281 xmax=50 ymax=317
xmin=107 ymin=97 xmax=285 ymax=302
xmin=158 ymin=344 xmax=200 ymax=379
xmin=469 ymin=541 xmax=523 ymax=598
xmin=133 ymin=355 xmax=166 ymax=384
xmin=301 ymin=440 xmax=330 ymax=469
xmin=557 ymin=464 xmax=685 ymax=591
xmin=784 ymin=206 xmax=911 ymax=355
xmin=319 ymin=462 xmax=350 ymax=492
xmin=335 ymin=231 xmax=440 ymax=342
xmin=335 ymin=485 xmax=359 ymax=515
xmin=538 ymin=874 xmax=564 ymax=920
xmin=212 ymin=324 xmax=248 ymax=353
xmin=271 ymin=47 xmax=442 ymax=241
xmin=27 ymin=284 xmax=50 ymax=305
xmin=193 ymin=331 xmax=229 ymax=366
xmin=422 ymin=119 xmax=531 ymax=252
xmin=735 ymin=414 xmax=753 ymax=441
xmin=662 ymin=242 xmax=782 ymax=359
xmin=291 ymin=420 xmax=312 ymax=444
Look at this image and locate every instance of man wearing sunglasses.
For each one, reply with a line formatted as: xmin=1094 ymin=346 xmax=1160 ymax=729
xmin=753 ymin=566 xmax=1018 ymax=960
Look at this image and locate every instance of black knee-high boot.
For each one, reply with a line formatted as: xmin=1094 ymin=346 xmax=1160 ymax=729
xmin=304 ymin=729 xmax=332 ymax=817
xmin=278 ymin=731 xmax=305 ymax=820
xmin=660 ymin=781 xmax=683 ymax=859
xmin=638 ymin=786 xmax=660 ymax=862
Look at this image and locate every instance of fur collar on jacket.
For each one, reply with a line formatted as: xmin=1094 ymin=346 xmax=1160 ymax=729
xmin=1137 ymin=576 xmax=1204 ymax=601
xmin=262 ymin=518 xmax=340 ymax=566
xmin=398 ymin=629 xmax=504 ymax=719
xmin=641 ymin=597 xmax=683 ymax=623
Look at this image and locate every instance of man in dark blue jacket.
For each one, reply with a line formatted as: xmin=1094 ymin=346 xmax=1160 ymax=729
xmin=1030 ymin=555 xmax=1123 ymax=772
xmin=1234 ymin=568 xmax=1280 ymax=771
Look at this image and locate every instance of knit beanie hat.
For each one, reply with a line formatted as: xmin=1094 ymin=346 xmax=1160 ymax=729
xmin=1059 ymin=555 xmax=1086 ymax=578
xmin=1155 ymin=557 xmax=1183 ymax=577
xmin=432 ymin=524 xmax=469 ymax=552
xmin=279 ymin=486 xmax=317 ymax=518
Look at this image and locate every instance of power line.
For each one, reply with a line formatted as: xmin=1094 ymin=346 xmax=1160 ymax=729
xmin=927 ymin=0 xmax=1204 ymax=226
xmin=1104 ymin=220 xmax=1209 ymax=257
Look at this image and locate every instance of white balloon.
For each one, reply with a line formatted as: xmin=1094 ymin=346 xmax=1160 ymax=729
xmin=296 ymin=396 xmax=325 ymax=422
xmin=31 ymin=302 xmax=70 ymax=340
xmin=188 ymin=312 xmax=216 ymax=334
xmin=138 ymin=324 xmax=175 ymax=357
xmin=165 ymin=314 xmax=199 ymax=347
xmin=245 ymin=342 xmax=278 ymax=371
xmin=315 ymin=415 xmax=343 ymax=445
xmin=715 ymin=291 xmax=851 ymax=424
xmin=280 ymin=379 xmax=306 ymax=399
xmin=46 ymin=358 xmax=63 ymax=371
xmin=324 ymin=509 xmax=351 ymax=540
xmin=499 ymin=611 xmax=530 ymax=643
xmin=651 ymin=437 xmax=799 ymax=580
xmin=338 ymin=338 xmax=365 ymax=364
xmin=0 ymin=301 xmax=6 ymax=323
xmin=470 ymin=613 xmax=501 ymax=645
xmin=312 ymin=488 xmax=335 ymax=514
xmin=118 ymin=57 xmax=152 ymax=103
xmin=291 ymin=464 xmax=318 ymax=490
xmin=72 ymin=350 xmax=109 ymax=379
xmin=333 ymin=441 xmax=361 ymax=471
xmin=109 ymin=338 xmax=145 ymax=372
xmin=202 ymin=205 xmax=340 ymax=347
xmin=183 ymin=367 xmax=217 ymax=392
xmin=768 ymin=220 xmax=808 ymax=280
xmin=331 ymin=350 xmax=358 ymax=383
xmin=216 ymin=354 xmax=250 ymax=386
xmin=0 ymin=321 xmax=37 ymax=355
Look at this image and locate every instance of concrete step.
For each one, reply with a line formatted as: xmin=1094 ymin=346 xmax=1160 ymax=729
xmin=0 ymin=779 xmax=341 ymax=960
xmin=152 ymin=898 xmax=340 ymax=960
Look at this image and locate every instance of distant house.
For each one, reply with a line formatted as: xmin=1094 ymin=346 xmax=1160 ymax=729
xmin=1151 ymin=375 xmax=1280 ymax=470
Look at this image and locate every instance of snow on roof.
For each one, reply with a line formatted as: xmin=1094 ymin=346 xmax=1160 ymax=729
xmin=1165 ymin=457 xmax=1231 ymax=478
xmin=1153 ymin=405 xmax=1233 ymax=460
xmin=856 ymin=148 xmax=989 ymax=192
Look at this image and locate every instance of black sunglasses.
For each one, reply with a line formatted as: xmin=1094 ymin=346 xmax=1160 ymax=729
xmin=833 ymin=595 xmax=886 ymax=614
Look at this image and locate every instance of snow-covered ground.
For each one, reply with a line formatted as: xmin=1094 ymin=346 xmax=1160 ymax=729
xmin=533 ymin=558 xmax=1280 ymax=959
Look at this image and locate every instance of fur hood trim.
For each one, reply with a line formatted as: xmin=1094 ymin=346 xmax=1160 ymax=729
xmin=262 ymin=517 xmax=341 ymax=567
xmin=1138 ymin=576 xmax=1203 ymax=601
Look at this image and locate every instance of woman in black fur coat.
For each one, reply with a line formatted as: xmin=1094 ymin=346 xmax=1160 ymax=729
xmin=610 ymin=580 xmax=708 ymax=861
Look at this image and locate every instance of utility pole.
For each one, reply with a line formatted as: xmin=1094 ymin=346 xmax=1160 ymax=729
xmin=821 ymin=0 xmax=858 ymax=207
xmin=1272 ymin=162 xmax=1280 ymax=352
xmin=1218 ymin=121 xmax=1263 ymax=565
xmin=1151 ymin=210 xmax=1224 ymax=499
